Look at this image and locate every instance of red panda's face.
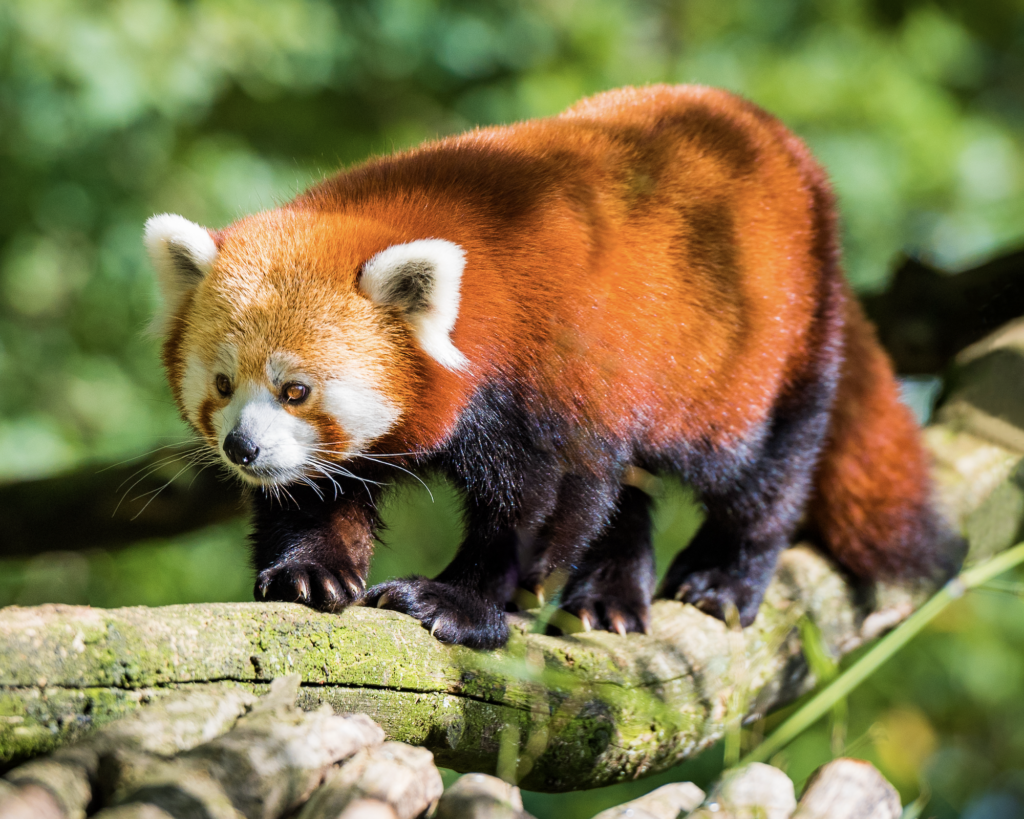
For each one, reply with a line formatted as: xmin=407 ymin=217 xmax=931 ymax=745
xmin=144 ymin=210 xmax=468 ymax=487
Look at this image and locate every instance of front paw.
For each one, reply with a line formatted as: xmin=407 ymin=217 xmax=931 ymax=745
xmin=660 ymin=568 xmax=765 ymax=627
xmin=363 ymin=577 xmax=509 ymax=649
xmin=256 ymin=560 xmax=365 ymax=612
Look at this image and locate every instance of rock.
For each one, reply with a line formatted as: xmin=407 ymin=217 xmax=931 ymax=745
xmin=793 ymin=758 xmax=901 ymax=819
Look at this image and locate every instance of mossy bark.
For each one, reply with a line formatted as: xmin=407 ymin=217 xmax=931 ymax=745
xmin=4 ymin=332 xmax=1024 ymax=792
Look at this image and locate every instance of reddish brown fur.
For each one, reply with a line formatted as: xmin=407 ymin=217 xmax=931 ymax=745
xmin=164 ymin=84 xmax=961 ymax=643
xmin=810 ymin=296 xmax=940 ymax=578
xmin=292 ymin=86 xmax=825 ymax=454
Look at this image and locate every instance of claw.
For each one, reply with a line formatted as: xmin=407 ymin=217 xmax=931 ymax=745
xmin=674 ymin=583 xmax=691 ymax=602
xmin=295 ymin=575 xmax=311 ymax=602
xmin=323 ymin=577 xmax=341 ymax=603
xmin=346 ymin=579 xmax=363 ymax=599
xmin=376 ymin=593 xmax=391 ymax=609
xmin=722 ymin=601 xmax=741 ymax=630
xmin=610 ymin=612 xmax=628 ymax=637
xmin=259 ymin=581 xmax=269 ymax=599
xmin=430 ymin=620 xmax=439 ymax=638
xmin=579 ymin=610 xmax=594 ymax=632
xmin=535 ymin=587 xmax=546 ymax=606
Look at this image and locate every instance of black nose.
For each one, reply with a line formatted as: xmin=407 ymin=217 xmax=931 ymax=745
xmin=224 ymin=431 xmax=260 ymax=466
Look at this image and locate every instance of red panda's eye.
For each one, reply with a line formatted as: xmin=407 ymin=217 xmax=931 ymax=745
xmin=215 ymin=374 xmax=232 ymax=398
xmin=282 ymin=382 xmax=310 ymax=405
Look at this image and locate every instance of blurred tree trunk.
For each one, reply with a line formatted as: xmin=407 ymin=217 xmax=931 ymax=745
xmin=0 ymin=447 xmax=244 ymax=559
xmin=862 ymin=246 xmax=1024 ymax=374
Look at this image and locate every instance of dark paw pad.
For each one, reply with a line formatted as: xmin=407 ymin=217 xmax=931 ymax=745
xmin=663 ymin=569 xmax=764 ymax=626
xmin=363 ymin=577 xmax=509 ymax=649
xmin=256 ymin=560 xmax=364 ymax=612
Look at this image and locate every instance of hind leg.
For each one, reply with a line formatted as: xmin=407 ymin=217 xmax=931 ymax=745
xmin=517 ymin=473 xmax=623 ymax=601
xmin=658 ymin=510 xmax=793 ymax=626
xmin=660 ymin=379 xmax=836 ymax=625
xmin=660 ymin=262 xmax=847 ymax=625
xmin=558 ymin=484 xmax=656 ymax=634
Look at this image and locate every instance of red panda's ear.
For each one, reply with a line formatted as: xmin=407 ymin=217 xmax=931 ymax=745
xmin=144 ymin=214 xmax=218 ymax=334
xmin=360 ymin=239 xmax=469 ymax=371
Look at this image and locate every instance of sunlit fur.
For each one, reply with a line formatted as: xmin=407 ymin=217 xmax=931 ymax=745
xmin=147 ymin=85 xmax=965 ymax=648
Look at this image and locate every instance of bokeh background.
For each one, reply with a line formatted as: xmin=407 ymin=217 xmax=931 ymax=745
xmin=1 ymin=1 xmax=1024 ymax=816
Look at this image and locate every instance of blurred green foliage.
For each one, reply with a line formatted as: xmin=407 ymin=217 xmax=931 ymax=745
xmin=1 ymin=0 xmax=1024 ymax=816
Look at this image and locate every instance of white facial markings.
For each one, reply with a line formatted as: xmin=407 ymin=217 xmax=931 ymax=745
xmin=180 ymin=354 xmax=210 ymax=427
xmin=323 ymin=376 xmax=401 ymax=452
xmin=185 ymin=342 xmax=400 ymax=484
xmin=214 ymin=381 xmax=317 ymax=485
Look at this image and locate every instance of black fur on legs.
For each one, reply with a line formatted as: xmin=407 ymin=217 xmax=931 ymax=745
xmin=362 ymin=574 xmax=512 ymax=650
xmin=363 ymin=508 xmax=520 ymax=650
xmin=365 ymin=381 xmax=633 ymax=649
xmin=555 ymin=484 xmax=656 ymax=635
xmin=657 ymin=364 xmax=838 ymax=625
xmin=362 ymin=384 xmax=551 ymax=649
xmin=518 ymin=472 xmax=625 ymax=600
xmin=658 ymin=515 xmax=790 ymax=625
xmin=250 ymin=476 xmax=384 ymax=612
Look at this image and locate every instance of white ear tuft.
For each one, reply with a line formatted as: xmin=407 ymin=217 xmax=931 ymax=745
xmin=360 ymin=239 xmax=469 ymax=371
xmin=144 ymin=213 xmax=218 ymax=332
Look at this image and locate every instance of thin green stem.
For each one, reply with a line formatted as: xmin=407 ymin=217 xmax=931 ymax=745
xmin=742 ymin=541 xmax=1024 ymax=765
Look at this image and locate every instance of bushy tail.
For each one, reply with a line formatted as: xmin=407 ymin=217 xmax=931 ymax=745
xmin=809 ymin=295 xmax=966 ymax=582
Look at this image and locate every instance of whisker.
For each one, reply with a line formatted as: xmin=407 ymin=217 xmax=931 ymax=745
xmin=310 ymin=464 xmax=343 ymax=500
xmin=297 ymin=475 xmax=325 ymax=502
xmin=354 ymin=454 xmax=434 ymax=502
xmin=115 ymin=449 xmax=201 ymax=494
xmin=309 ymin=459 xmax=383 ymax=507
xmin=307 ymin=456 xmax=383 ymax=508
xmin=127 ymin=452 xmax=208 ymax=502
xmin=279 ymin=484 xmax=298 ymax=508
xmin=261 ymin=483 xmax=282 ymax=509
xmin=128 ymin=462 xmax=198 ymax=520
xmin=97 ymin=441 xmax=192 ymax=473
xmin=307 ymin=457 xmax=386 ymax=487
xmin=114 ymin=446 xmax=217 ymax=517
xmin=308 ymin=447 xmax=429 ymax=460
xmin=114 ymin=456 xmax=193 ymax=517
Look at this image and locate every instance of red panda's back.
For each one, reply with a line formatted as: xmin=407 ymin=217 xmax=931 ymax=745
xmin=297 ymin=85 xmax=840 ymax=453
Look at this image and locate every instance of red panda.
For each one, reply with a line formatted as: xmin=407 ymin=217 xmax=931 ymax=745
xmin=145 ymin=85 xmax=965 ymax=649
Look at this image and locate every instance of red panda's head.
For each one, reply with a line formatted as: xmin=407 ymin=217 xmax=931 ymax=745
xmin=144 ymin=209 xmax=468 ymax=487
